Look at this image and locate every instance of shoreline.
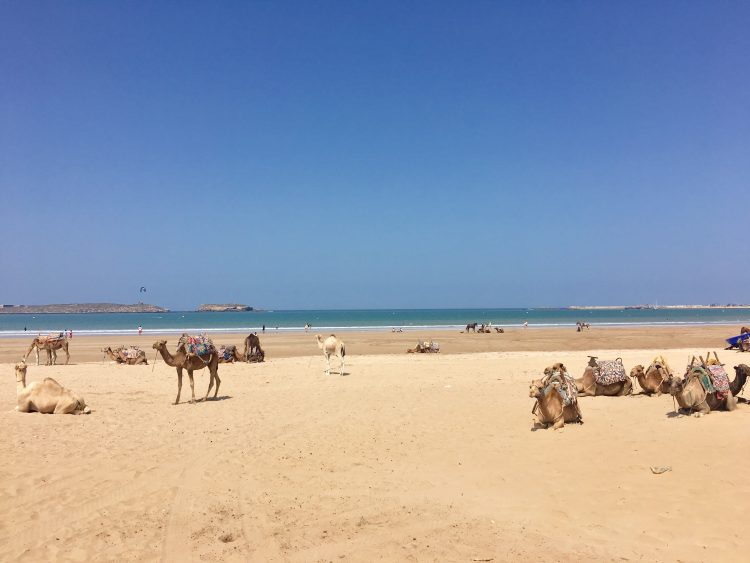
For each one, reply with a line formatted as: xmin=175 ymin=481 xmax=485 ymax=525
xmin=3 ymin=324 xmax=746 ymax=364
xmin=2 ymin=320 xmax=748 ymax=338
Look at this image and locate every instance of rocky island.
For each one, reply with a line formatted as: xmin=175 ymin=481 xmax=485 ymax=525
xmin=197 ymin=304 xmax=253 ymax=312
xmin=0 ymin=303 xmax=169 ymax=314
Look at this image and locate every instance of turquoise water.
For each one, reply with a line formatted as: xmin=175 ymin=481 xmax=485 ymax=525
xmin=1 ymin=308 xmax=750 ymax=337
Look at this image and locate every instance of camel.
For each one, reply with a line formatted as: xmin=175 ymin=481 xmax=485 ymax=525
xmin=103 ymin=346 xmax=148 ymax=365
xmin=14 ymin=361 xmax=90 ymax=414
xmin=407 ymin=340 xmax=440 ymax=353
xmin=152 ymin=339 xmax=221 ymax=405
xmin=630 ymin=356 xmax=672 ymax=395
xmin=242 ymin=333 xmax=265 ymax=362
xmin=24 ymin=335 xmax=70 ymax=366
xmin=217 ymin=345 xmax=245 ymax=364
xmin=316 ymin=334 xmax=345 ymax=375
xmin=731 ymin=364 xmax=750 ymax=398
xmin=575 ymin=357 xmax=632 ymax=396
xmin=529 ymin=368 xmax=582 ymax=430
xmin=741 ymin=327 xmax=750 ymax=334
xmin=465 ymin=323 xmax=477 ymax=333
xmin=494 ymin=327 xmax=504 ymax=333
xmin=667 ymin=369 xmax=737 ymax=416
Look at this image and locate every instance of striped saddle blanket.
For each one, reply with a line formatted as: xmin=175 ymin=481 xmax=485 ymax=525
xmin=178 ymin=334 xmax=215 ymax=357
xmin=544 ymin=371 xmax=579 ymax=407
xmin=594 ymin=359 xmax=627 ymax=385
xmin=689 ymin=365 xmax=730 ymax=397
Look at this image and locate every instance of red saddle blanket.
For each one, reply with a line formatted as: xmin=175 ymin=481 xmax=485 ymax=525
xmin=706 ymin=365 xmax=730 ymax=394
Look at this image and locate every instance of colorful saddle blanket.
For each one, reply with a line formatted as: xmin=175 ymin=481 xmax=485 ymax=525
xmin=115 ymin=346 xmax=143 ymax=360
xmin=39 ymin=334 xmax=65 ymax=345
xmin=706 ymin=365 xmax=730 ymax=394
xmin=178 ymin=334 xmax=215 ymax=357
xmin=544 ymin=371 xmax=579 ymax=407
xmin=218 ymin=346 xmax=234 ymax=361
xmin=594 ymin=359 xmax=627 ymax=385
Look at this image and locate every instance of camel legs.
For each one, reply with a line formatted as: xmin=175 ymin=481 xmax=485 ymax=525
xmin=50 ymin=349 xmax=57 ymax=365
xmin=339 ymin=353 xmax=345 ymax=376
xmin=175 ymin=368 xmax=184 ymax=405
xmin=63 ymin=345 xmax=70 ymax=365
xmin=212 ymin=368 xmax=221 ymax=398
xmin=324 ymin=353 xmax=331 ymax=374
xmin=186 ymin=369 xmax=197 ymax=403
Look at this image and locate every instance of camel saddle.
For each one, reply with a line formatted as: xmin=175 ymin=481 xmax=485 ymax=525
xmin=115 ymin=346 xmax=142 ymax=360
xmin=543 ymin=371 xmax=578 ymax=407
xmin=593 ymin=359 xmax=627 ymax=386
xmin=39 ymin=334 xmax=65 ymax=345
xmin=218 ymin=346 xmax=233 ymax=361
xmin=178 ymin=334 xmax=215 ymax=357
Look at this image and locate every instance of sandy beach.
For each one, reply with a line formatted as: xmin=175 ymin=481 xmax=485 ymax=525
xmin=2 ymin=327 xmax=750 ymax=561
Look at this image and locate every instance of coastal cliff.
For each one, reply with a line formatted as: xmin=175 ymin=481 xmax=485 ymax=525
xmin=197 ymin=304 xmax=253 ymax=312
xmin=0 ymin=303 xmax=169 ymax=314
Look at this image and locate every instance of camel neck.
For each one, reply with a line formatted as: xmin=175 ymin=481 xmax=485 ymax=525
xmin=157 ymin=345 xmax=181 ymax=366
xmin=16 ymin=370 xmax=27 ymax=394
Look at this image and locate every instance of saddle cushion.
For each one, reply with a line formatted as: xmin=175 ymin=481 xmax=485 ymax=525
xmin=544 ymin=371 xmax=579 ymax=407
xmin=594 ymin=359 xmax=628 ymax=385
xmin=115 ymin=346 xmax=143 ymax=360
xmin=179 ymin=335 xmax=215 ymax=357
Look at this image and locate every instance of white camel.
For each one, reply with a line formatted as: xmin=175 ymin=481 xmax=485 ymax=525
xmin=316 ymin=334 xmax=346 ymax=375
xmin=14 ymin=361 xmax=90 ymax=414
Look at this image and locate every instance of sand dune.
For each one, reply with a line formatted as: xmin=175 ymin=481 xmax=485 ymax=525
xmin=2 ymin=336 xmax=750 ymax=561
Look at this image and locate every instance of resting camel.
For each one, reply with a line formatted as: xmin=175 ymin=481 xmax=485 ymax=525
xmin=630 ymin=356 xmax=672 ymax=396
xmin=667 ymin=370 xmax=737 ymax=416
xmin=24 ymin=336 xmax=70 ymax=366
xmin=103 ymin=346 xmax=148 ymax=365
xmin=152 ymin=340 xmax=220 ymax=405
xmin=242 ymin=333 xmax=265 ymax=361
xmin=14 ymin=361 xmax=90 ymax=414
xmin=217 ymin=345 xmax=244 ymax=364
xmin=575 ymin=358 xmax=632 ymax=396
xmin=529 ymin=370 xmax=582 ymax=430
xmin=741 ymin=327 xmax=750 ymax=334
xmin=731 ymin=364 xmax=750 ymax=398
xmin=316 ymin=334 xmax=345 ymax=375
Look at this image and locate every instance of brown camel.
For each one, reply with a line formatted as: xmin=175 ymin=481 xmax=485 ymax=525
xmin=575 ymin=357 xmax=632 ymax=396
xmin=741 ymin=327 xmax=750 ymax=334
xmin=465 ymin=323 xmax=477 ymax=333
xmin=103 ymin=346 xmax=148 ymax=365
xmin=152 ymin=340 xmax=220 ymax=405
xmin=217 ymin=345 xmax=244 ymax=364
xmin=14 ymin=361 xmax=90 ymax=414
xmin=731 ymin=364 xmax=750 ymax=398
xmin=242 ymin=333 xmax=265 ymax=362
xmin=529 ymin=368 xmax=582 ymax=430
xmin=630 ymin=355 xmax=672 ymax=395
xmin=24 ymin=335 xmax=70 ymax=366
xmin=667 ymin=368 xmax=737 ymax=416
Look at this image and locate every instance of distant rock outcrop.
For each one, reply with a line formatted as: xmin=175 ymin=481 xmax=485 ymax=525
xmin=198 ymin=304 xmax=253 ymax=312
xmin=0 ymin=303 xmax=169 ymax=314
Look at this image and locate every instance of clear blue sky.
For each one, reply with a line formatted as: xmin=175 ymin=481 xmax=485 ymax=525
xmin=1 ymin=1 xmax=748 ymax=310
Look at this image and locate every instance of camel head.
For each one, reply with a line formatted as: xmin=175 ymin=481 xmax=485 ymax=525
xmin=15 ymin=361 xmax=27 ymax=383
xmin=543 ymin=363 xmax=566 ymax=377
xmin=734 ymin=364 xmax=750 ymax=380
xmin=152 ymin=340 xmax=168 ymax=350
xmin=666 ymin=375 xmax=684 ymax=396
xmin=630 ymin=365 xmax=645 ymax=378
xmin=529 ymin=379 xmax=545 ymax=399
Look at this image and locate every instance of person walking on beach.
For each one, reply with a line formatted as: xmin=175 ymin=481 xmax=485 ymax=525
xmin=262 ymin=324 xmax=265 ymax=333
xmin=523 ymin=321 xmax=528 ymax=328
xmin=138 ymin=325 xmax=143 ymax=335
xmin=68 ymin=329 xmax=73 ymax=339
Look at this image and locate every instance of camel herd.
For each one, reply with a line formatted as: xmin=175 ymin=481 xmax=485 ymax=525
xmin=531 ymin=353 xmax=750 ymax=430
xmin=11 ymin=332 xmax=348 ymax=413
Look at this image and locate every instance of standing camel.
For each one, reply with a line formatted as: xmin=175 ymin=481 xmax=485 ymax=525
xmin=24 ymin=336 xmax=70 ymax=366
xmin=316 ymin=334 xmax=346 ymax=375
xmin=152 ymin=340 xmax=220 ymax=404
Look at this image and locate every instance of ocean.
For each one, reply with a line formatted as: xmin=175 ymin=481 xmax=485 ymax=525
xmin=1 ymin=308 xmax=750 ymax=337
